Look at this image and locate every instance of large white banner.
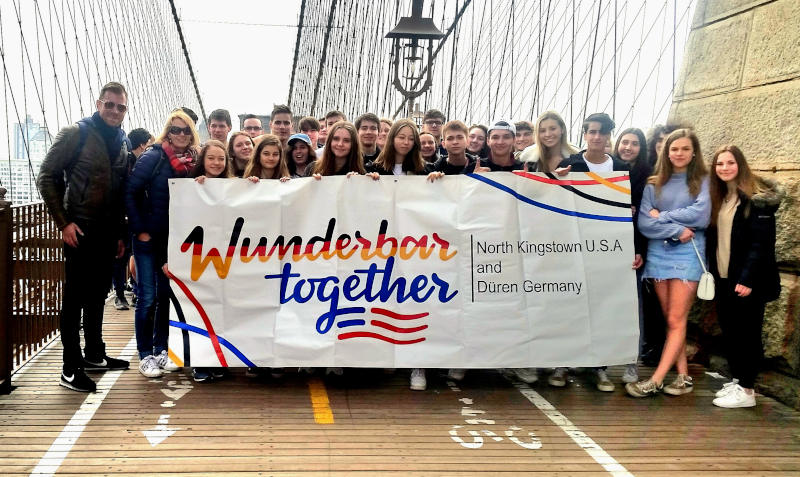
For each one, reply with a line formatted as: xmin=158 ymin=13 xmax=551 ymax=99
xmin=167 ymin=172 xmax=638 ymax=368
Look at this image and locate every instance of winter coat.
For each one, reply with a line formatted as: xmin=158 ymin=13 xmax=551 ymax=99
xmin=125 ymin=143 xmax=185 ymax=240
xmin=36 ymin=117 xmax=128 ymax=235
xmin=707 ymin=177 xmax=784 ymax=302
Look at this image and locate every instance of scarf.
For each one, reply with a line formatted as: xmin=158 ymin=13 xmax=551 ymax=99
xmin=90 ymin=111 xmax=124 ymax=159
xmin=161 ymin=141 xmax=196 ymax=176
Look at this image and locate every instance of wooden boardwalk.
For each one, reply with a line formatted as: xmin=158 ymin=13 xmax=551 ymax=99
xmin=2 ymin=300 xmax=800 ymax=476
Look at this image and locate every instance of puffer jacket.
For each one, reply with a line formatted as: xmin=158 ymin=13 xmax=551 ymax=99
xmin=125 ymin=143 xmax=186 ymax=241
xmin=707 ymin=177 xmax=784 ymax=302
xmin=36 ymin=117 xmax=128 ymax=236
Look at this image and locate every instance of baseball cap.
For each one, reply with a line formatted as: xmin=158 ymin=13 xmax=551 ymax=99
xmin=488 ymin=119 xmax=516 ymax=136
xmin=287 ymin=133 xmax=312 ymax=147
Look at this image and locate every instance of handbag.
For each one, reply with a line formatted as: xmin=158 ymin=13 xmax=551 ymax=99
xmin=691 ymin=238 xmax=715 ymax=300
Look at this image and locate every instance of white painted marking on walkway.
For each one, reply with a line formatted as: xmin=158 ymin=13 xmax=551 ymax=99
xmin=512 ymin=381 xmax=634 ymax=477
xmin=143 ymin=414 xmax=179 ymax=446
xmin=29 ymin=337 xmax=137 ymax=477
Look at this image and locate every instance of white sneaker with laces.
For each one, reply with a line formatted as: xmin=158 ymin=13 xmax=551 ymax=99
xmin=715 ymin=378 xmax=740 ymax=398
xmin=713 ymin=384 xmax=756 ymax=408
xmin=595 ymin=368 xmax=615 ymax=392
xmin=410 ymin=368 xmax=426 ymax=391
xmin=155 ymin=350 xmax=179 ymax=372
xmin=139 ymin=355 xmax=162 ymax=378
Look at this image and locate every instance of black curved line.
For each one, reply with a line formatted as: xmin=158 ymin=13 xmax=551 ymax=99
xmin=545 ymin=172 xmax=630 ymax=209
xmin=168 ymin=290 xmax=191 ymax=367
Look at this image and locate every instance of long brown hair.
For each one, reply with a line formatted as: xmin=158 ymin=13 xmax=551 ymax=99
xmin=243 ymin=134 xmax=290 ymax=179
xmin=648 ymin=128 xmax=707 ymax=197
xmin=192 ymin=140 xmax=232 ymax=178
xmin=373 ymin=119 xmax=426 ymax=174
xmin=709 ymin=145 xmax=761 ymax=224
xmin=313 ymin=121 xmax=365 ymax=175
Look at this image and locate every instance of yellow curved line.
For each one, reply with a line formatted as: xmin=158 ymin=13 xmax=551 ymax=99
xmin=586 ymin=172 xmax=631 ymax=195
xmin=167 ymin=348 xmax=184 ymax=368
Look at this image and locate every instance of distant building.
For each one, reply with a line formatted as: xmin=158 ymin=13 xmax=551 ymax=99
xmin=0 ymin=115 xmax=53 ymax=204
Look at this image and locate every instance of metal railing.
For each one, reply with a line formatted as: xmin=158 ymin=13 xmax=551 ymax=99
xmin=0 ymin=188 xmax=63 ymax=393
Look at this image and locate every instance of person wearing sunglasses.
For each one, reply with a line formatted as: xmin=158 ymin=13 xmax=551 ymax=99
xmin=125 ymin=109 xmax=200 ymax=380
xmin=36 ymin=81 xmax=132 ymax=393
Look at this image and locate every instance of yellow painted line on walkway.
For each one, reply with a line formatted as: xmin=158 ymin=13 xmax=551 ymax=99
xmin=307 ymin=378 xmax=334 ymax=424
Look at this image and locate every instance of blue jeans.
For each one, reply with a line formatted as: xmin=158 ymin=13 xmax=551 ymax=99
xmin=133 ymin=237 xmax=170 ymax=359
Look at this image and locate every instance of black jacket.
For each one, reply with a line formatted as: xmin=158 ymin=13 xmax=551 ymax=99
xmin=621 ymin=156 xmax=652 ymax=257
xmin=37 ymin=114 xmax=128 ymax=236
xmin=558 ymin=151 xmax=631 ymax=172
xmin=707 ymin=178 xmax=783 ymax=302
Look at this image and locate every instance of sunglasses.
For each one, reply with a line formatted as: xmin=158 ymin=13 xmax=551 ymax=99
xmin=169 ymin=125 xmax=193 ymax=136
xmin=99 ymin=99 xmax=127 ymax=113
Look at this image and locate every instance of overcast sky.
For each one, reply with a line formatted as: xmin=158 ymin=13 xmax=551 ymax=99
xmin=174 ymin=0 xmax=303 ymax=124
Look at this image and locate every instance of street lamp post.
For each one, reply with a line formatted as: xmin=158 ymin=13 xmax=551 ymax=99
xmin=385 ymin=0 xmax=444 ymax=118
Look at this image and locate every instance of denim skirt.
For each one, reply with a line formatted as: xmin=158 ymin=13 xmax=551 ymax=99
xmin=642 ymin=233 xmax=706 ymax=282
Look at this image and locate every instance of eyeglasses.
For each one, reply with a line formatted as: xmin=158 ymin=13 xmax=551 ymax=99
xmin=99 ymin=99 xmax=127 ymax=113
xmin=424 ymin=120 xmax=442 ymax=126
xmin=244 ymin=126 xmax=263 ymax=131
xmin=169 ymin=125 xmax=192 ymax=136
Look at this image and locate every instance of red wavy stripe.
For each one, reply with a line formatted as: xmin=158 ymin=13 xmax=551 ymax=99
xmin=513 ymin=171 xmax=629 ymax=185
xmin=370 ymin=320 xmax=428 ymax=334
xmin=338 ymin=332 xmax=425 ymax=345
xmin=371 ymin=307 xmax=429 ymax=320
xmin=166 ymin=271 xmax=228 ymax=367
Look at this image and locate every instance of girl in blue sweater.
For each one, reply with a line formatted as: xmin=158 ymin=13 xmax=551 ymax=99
xmin=626 ymin=129 xmax=710 ymax=398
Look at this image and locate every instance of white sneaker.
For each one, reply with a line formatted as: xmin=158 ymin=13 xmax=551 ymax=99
xmin=595 ymin=369 xmax=615 ymax=392
xmin=621 ymin=363 xmax=639 ymax=383
xmin=447 ymin=369 xmax=466 ymax=381
xmin=155 ymin=350 xmax=179 ymax=372
xmin=548 ymin=367 xmax=567 ymax=387
xmin=713 ymin=384 xmax=756 ymax=408
xmin=511 ymin=368 xmax=538 ymax=384
xmin=715 ymin=378 xmax=740 ymax=398
xmin=410 ymin=368 xmax=426 ymax=391
xmin=139 ymin=355 xmax=162 ymax=378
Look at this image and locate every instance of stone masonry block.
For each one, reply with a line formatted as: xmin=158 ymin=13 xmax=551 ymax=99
xmin=669 ymin=78 xmax=800 ymax=170
xmin=743 ymin=0 xmax=800 ymax=85
xmin=675 ymin=13 xmax=751 ymax=97
xmin=763 ymin=273 xmax=800 ymax=374
xmin=702 ymin=0 xmax=773 ymax=24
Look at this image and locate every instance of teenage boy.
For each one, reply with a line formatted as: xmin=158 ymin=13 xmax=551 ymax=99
xmin=269 ymin=104 xmax=293 ymax=149
xmin=549 ymin=112 xmax=629 ymax=392
xmin=242 ymin=114 xmax=263 ymax=138
xmin=355 ymin=113 xmax=381 ymax=164
xmin=426 ymin=120 xmax=475 ymax=176
xmin=558 ymin=113 xmax=629 ymax=173
xmin=37 ymin=82 xmax=131 ymax=392
xmin=207 ymin=109 xmax=232 ymax=144
xmin=476 ymin=120 xmax=524 ymax=172
xmin=299 ymin=116 xmax=321 ymax=149
xmin=422 ymin=108 xmax=447 ymax=156
xmin=514 ymin=120 xmax=535 ymax=154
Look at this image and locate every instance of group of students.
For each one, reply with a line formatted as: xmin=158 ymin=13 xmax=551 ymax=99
xmin=42 ymin=82 xmax=778 ymax=409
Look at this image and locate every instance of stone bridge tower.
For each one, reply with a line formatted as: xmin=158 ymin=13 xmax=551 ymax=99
xmin=669 ymin=0 xmax=800 ymax=399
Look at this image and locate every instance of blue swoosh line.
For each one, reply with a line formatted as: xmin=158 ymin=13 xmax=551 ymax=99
xmin=169 ymin=320 xmax=256 ymax=367
xmin=466 ymin=173 xmax=632 ymax=222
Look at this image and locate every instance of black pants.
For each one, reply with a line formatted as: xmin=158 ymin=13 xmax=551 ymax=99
xmin=111 ymin=240 xmax=130 ymax=298
xmin=61 ymin=221 xmax=116 ymax=370
xmin=641 ymin=278 xmax=666 ymax=363
xmin=716 ymin=278 xmax=766 ymax=389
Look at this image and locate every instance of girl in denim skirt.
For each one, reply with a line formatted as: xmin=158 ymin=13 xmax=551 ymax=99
xmin=626 ymin=129 xmax=710 ymax=398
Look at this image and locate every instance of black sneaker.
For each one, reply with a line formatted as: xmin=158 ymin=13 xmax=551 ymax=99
xmin=114 ymin=296 xmax=130 ymax=310
xmin=84 ymin=355 xmax=130 ymax=371
xmin=60 ymin=368 xmax=96 ymax=392
xmin=192 ymin=367 xmax=213 ymax=382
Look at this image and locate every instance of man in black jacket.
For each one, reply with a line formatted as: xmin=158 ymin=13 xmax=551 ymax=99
xmin=37 ymin=81 xmax=131 ymax=392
